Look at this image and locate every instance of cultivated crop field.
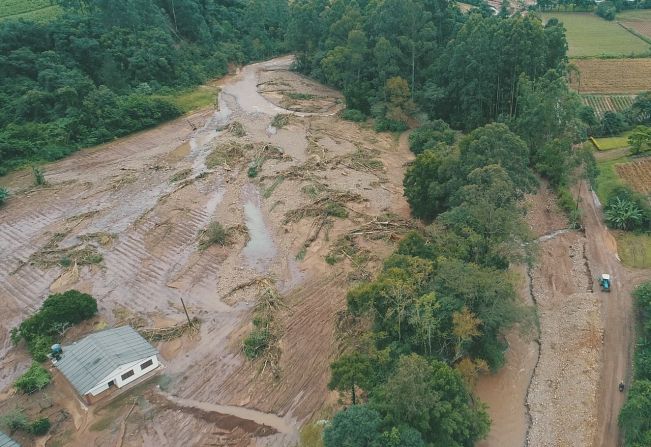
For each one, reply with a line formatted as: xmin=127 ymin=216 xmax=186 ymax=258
xmin=0 ymin=0 xmax=60 ymax=22
xmin=619 ymin=9 xmax=651 ymax=39
xmin=582 ymin=95 xmax=635 ymax=117
xmin=615 ymin=158 xmax=651 ymax=193
xmin=540 ymin=12 xmax=650 ymax=57
xmin=571 ymin=59 xmax=651 ymax=93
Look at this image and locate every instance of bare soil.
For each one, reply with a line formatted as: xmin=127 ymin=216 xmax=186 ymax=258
xmin=0 ymin=56 xmax=413 ymax=446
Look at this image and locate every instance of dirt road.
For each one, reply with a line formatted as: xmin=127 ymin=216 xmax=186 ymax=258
xmin=582 ymin=181 xmax=649 ymax=447
xmin=0 ymin=56 xmax=413 ymax=446
xmin=477 ymin=180 xmax=648 ymax=447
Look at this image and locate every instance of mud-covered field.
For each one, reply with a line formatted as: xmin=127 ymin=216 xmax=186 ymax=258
xmin=0 ymin=56 xmax=414 ymax=446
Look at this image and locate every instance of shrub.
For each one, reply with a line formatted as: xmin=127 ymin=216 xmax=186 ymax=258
xmin=271 ymin=114 xmax=290 ymax=129
xmin=242 ymin=327 xmax=272 ymax=359
xmin=14 ymin=362 xmax=51 ymax=394
xmin=557 ymin=186 xmax=581 ymax=228
xmin=32 ymin=166 xmax=46 ymax=186
xmin=599 ymin=111 xmax=629 ymax=136
xmin=374 ymin=118 xmax=408 ymax=132
xmin=324 ymin=202 xmax=348 ymax=218
xmin=30 ymin=417 xmax=51 ymax=436
xmin=0 ymin=187 xmax=7 ymax=205
xmin=247 ymin=165 xmax=259 ymax=178
xmin=199 ymin=222 xmax=229 ymax=249
xmin=341 ymin=109 xmax=366 ymax=122
xmin=1 ymin=409 xmax=29 ymax=432
xmin=12 ymin=290 xmax=98 ymax=351
xmin=604 ymin=187 xmax=650 ymax=231
xmin=596 ymin=2 xmax=617 ymax=20
xmin=605 ymin=196 xmax=644 ymax=230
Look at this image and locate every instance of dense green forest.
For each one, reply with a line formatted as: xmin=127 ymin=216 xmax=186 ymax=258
xmin=0 ymin=0 xmax=288 ymax=174
xmin=284 ymin=2 xmax=596 ymax=446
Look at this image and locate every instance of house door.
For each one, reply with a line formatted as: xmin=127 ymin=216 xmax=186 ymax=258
xmin=107 ymin=380 xmax=115 ymax=387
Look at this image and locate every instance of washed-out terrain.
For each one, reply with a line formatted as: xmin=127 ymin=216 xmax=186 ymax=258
xmin=0 ymin=55 xmax=646 ymax=447
xmin=0 ymin=56 xmax=414 ymax=446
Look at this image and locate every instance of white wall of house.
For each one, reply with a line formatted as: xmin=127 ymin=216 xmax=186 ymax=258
xmin=88 ymin=355 xmax=159 ymax=396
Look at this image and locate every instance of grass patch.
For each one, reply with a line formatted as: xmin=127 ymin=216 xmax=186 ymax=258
xmin=170 ymin=168 xmax=192 ymax=182
xmin=616 ymin=232 xmax=651 ymax=268
xmin=14 ymin=362 xmax=51 ymax=394
xmin=263 ymin=176 xmax=285 ymax=199
xmin=198 ymin=221 xmax=229 ymax=249
xmin=155 ymin=85 xmax=219 ymax=113
xmin=540 ymin=12 xmax=650 ymax=57
xmin=619 ymin=9 xmax=651 ymax=21
xmin=271 ymin=114 xmax=291 ymax=129
xmin=593 ymin=131 xmax=632 ymax=150
xmin=29 ymin=232 xmax=105 ymax=268
xmin=0 ymin=0 xmax=61 ymax=22
xmin=227 ymin=121 xmax=246 ymax=137
xmin=285 ymin=92 xmax=317 ymax=100
xmin=595 ymin=156 xmax=628 ymax=203
xmin=89 ymin=414 xmax=115 ymax=432
xmin=242 ymin=280 xmax=284 ymax=377
xmin=206 ymin=141 xmax=247 ymax=168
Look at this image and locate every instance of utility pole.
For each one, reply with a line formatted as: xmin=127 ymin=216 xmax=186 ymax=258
xmin=179 ymin=297 xmax=192 ymax=326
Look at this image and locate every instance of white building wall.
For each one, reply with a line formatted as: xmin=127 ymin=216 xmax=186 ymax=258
xmin=88 ymin=355 xmax=159 ymax=396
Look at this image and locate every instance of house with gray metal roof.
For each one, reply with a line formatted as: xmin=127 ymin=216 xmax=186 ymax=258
xmin=53 ymin=326 xmax=159 ymax=403
xmin=0 ymin=431 xmax=20 ymax=447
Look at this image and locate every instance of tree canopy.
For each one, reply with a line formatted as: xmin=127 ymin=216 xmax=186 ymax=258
xmin=0 ymin=0 xmax=288 ymax=174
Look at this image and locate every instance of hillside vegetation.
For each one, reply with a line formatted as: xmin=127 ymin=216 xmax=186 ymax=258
xmin=0 ymin=0 xmax=287 ymax=174
xmin=287 ymin=1 xmax=597 ymax=445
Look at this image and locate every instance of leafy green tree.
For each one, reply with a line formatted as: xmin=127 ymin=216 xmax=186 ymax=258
xmin=408 ymin=120 xmax=455 ymax=154
xmin=403 ymin=149 xmax=458 ymax=220
xmin=373 ymin=354 xmax=490 ymax=446
xmin=323 ymin=405 xmax=383 ymax=447
xmin=628 ymin=126 xmax=651 ymax=155
xmin=408 ymin=292 xmax=441 ymax=357
xmin=11 ymin=290 xmax=98 ymax=360
xmin=600 ymin=111 xmax=629 ymax=136
xmin=513 ymin=71 xmax=586 ymax=161
xmin=329 ymin=353 xmax=374 ymax=405
xmin=619 ymin=380 xmax=651 ymax=446
xmin=14 ymin=362 xmax=51 ymax=394
xmin=379 ymin=426 xmax=425 ymax=447
xmin=628 ymin=92 xmax=651 ymax=125
xmin=441 ymin=164 xmax=532 ymax=267
xmin=0 ymin=187 xmax=8 ymax=205
xmin=458 ymin=123 xmax=536 ymax=195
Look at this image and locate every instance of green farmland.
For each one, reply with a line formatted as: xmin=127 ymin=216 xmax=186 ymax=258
xmin=0 ymin=0 xmax=61 ymax=22
xmin=592 ymin=131 xmax=632 ymax=150
xmin=540 ymin=12 xmax=650 ymax=57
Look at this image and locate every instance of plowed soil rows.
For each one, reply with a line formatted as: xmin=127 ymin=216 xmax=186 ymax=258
xmin=622 ymin=20 xmax=651 ymax=38
xmin=571 ymin=59 xmax=651 ymax=93
xmin=615 ymin=157 xmax=651 ymax=193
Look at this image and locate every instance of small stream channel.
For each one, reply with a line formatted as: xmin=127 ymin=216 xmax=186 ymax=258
xmin=158 ymin=390 xmax=291 ymax=433
xmin=242 ymin=184 xmax=277 ymax=272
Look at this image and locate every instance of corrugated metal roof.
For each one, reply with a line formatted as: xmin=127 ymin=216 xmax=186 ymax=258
xmin=0 ymin=431 xmax=20 ymax=447
xmin=55 ymin=325 xmax=157 ymax=395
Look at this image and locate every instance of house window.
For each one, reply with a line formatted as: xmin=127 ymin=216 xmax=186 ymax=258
xmin=121 ymin=370 xmax=135 ymax=381
xmin=140 ymin=359 xmax=154 ymax=370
